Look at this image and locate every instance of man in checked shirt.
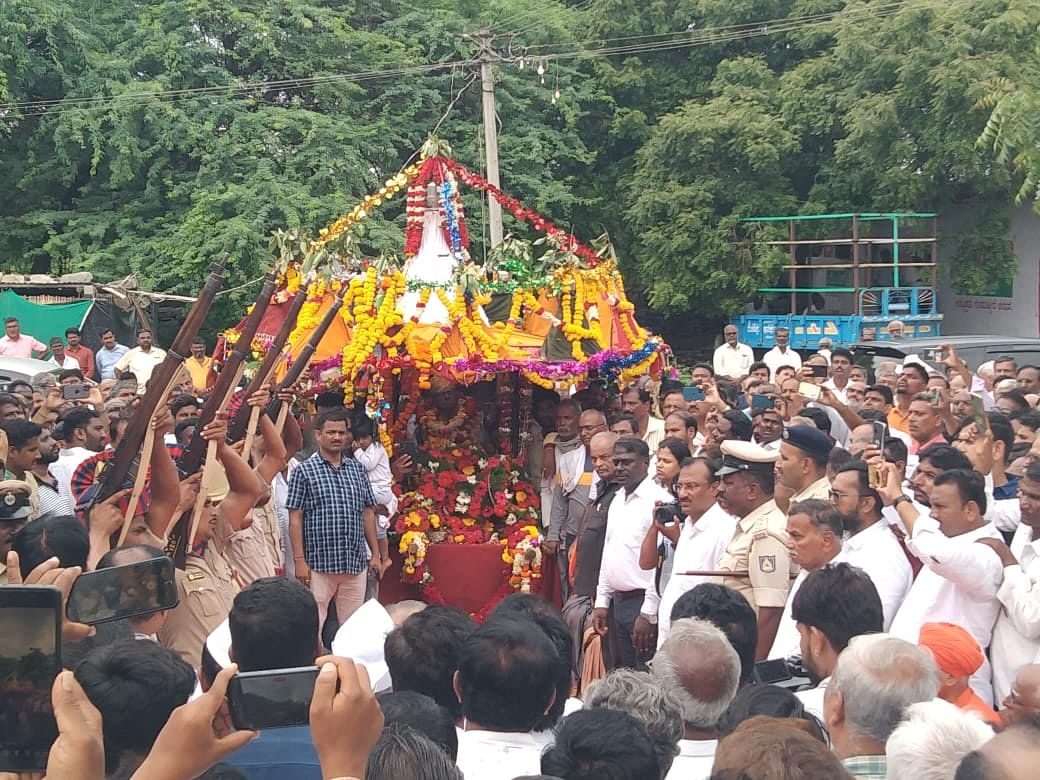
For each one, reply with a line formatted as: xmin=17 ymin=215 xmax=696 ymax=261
xmin=287 ymin=408 xmax=382 ymax=634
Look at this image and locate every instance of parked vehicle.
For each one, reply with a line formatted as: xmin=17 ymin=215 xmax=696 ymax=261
xmin=0 ymin=356 xmax=61 ymax=385
xmin=852 ymin=335 xmax=1040 ymax=374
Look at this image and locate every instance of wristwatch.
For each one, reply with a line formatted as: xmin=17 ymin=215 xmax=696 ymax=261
xmin=892 ymin=494 xmax=913 ymax=509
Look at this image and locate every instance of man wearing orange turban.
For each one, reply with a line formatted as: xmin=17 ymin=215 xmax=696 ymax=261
xmin=919 ymin=622 xmax=1001 ymax=726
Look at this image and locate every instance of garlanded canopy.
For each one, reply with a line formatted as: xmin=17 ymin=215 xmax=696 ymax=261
xmin=235 ymin=143 xmax=667 ymax=401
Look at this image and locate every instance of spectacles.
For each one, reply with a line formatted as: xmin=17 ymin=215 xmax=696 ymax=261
xmin=828 ymin=490 xmax=869 ymax=500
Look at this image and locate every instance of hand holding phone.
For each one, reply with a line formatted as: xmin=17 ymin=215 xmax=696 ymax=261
xmin=227 ymin=667 xmax=320 ymax=730
xmin=62 ymin=384 xmax=90 ymax=401
xmin=134 ymin=664 xmax=256 ymax=780
xmin=0 ymin=586 xmax=62 ymax=772
xmin=682 ymin=386 xmax=705 ymax=403
xmin=67 ymin=556 xmax=179 ymax=625
xmin=309 ymin=656 xmax=384 ymax=780
xmin=751 ymin=394 xmax=775 ymax=411
xmin=797 ymin=382 xmax=821 ymax=402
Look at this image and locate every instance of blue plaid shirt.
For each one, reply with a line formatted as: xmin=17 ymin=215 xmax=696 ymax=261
xmin=286 ymin=452 xmax=375 ymax=574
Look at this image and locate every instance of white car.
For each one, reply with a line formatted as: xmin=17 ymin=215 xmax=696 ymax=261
xmin=0 ymin=355 xmax=62 ymax=385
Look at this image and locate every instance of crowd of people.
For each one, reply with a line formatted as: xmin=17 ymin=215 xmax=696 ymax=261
xmin=1 ymin=320 xmax=1040 ymax=779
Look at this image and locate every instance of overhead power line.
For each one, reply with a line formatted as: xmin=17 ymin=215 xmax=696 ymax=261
xmin=0 ymin=2 xmax=912 ymax=119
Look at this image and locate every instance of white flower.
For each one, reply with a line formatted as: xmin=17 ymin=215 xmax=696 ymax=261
xmin=467 ymin=475 xmax=477 ymax=484
xmin=478 ymin=458 xmax=489 ymax=468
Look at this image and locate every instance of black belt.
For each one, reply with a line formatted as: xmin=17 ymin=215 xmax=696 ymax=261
xmin=614 ymin=588 xmax=645 ymax=602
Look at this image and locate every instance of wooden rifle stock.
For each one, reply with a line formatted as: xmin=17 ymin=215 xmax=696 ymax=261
xmin=226 ymin=286 xmax=308 ymax=442
xmin=177 ymin=271 xmax=279 ymax=477
xmin=267 ymin=285 xmax=348 ymax=420
xmin=90 ymin=255 xmax=227 ymax=508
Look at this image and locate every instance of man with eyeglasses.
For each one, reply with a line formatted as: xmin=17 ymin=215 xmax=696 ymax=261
xmin=650 ymin=455 xmax=736 ymax=649
xmin=829 ymin=462 xmax=912 ymax=629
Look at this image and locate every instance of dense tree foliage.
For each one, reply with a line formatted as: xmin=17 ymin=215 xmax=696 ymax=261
xmin=1 ymin=0 xmax=1037 ymax=323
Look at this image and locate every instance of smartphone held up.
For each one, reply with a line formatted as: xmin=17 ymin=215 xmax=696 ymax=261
xmin=0 ymin=586 xmax=62 ymax=773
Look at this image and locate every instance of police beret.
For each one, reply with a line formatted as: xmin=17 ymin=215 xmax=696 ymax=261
xmin=782 ymin=424 xmax=835 ymax=458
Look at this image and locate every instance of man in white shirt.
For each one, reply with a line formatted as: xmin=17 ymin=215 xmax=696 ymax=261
xmin=750 ymin=406 xmax=784 ymax=452
xmin=762 ymin=326 xmax=801 ymax=380
xmin=50 ymin=407 xmax=109 ymax=503
xmin=882 ymin=466 xmax=1004 ymax=704
xmin=114 ymin=329 xmax=167 ymax=392
xmin=454 ymin=620 xmax=558 ymax=780
xmin=654 ymin=457 xmax=736 ymax=648
xmin=823 ymin=347 xmax=854 ymax=403
xmin=984 ymin=460 xmax=1040 ymax=702
xmin=652 ymin=618 xmax=741 ymax=780
xmin=769 ymin=499 xmax=843 ymax=660
xmin=713 ymin=325 xmax=755 ymax=381
xmin=829 ymin=462 xmax=912 ymax=629
xmin=591 ymin=437 xmax=673 ymax=670
xmin=791 ymin=563 xmax=885 ymax=718
xmin=45 ymin=337 xmax=80 ymax=370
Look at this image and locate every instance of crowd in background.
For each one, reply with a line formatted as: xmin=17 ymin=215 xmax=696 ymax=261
xmin=0 ymin=317 xmax=1039 ymax=779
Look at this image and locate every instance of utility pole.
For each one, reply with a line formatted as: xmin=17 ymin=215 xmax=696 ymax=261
xmin=476 ymin=29 xmax=504 ymax=247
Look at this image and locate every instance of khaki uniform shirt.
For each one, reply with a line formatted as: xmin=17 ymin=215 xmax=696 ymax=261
xmin=222 ymin=519 xmax=277 ymax=587
xmin=715 ymin=499 xmax=794 ymax=612
xmin=789 ymin=475 xmax=831 ymax=505
xmin=158 ymin=543 xmax=238 ymax=669
xmin=252 ymin=501 xmax=284 ymax=572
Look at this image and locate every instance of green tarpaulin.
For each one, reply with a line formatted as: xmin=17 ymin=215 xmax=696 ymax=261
xmin=0 ymin=289 xmax=92 ymax=344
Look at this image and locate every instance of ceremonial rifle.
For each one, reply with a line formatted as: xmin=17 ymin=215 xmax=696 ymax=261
xmin=90 ymin=255 xmax=227 ymax=521
xmin=266 ymin=284 xmax=349 ymax=429
xmin=226 ymin=286 xmax=308 ymax=445
xmin=176 ymin=271 xmax=279 ymax=477
xmin=164 ymin=271 xmax=278 ymax=566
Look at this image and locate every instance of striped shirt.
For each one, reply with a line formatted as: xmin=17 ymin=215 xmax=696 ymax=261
xmin=286 ymin=452 xmax=375 ymax=574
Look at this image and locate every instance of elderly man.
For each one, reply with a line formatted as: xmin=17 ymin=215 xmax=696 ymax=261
xmin=1001 ymin=664 xmax=1040 ymax=727
xmin=547 ymin=401 xmax=598 ymax=598
xmin=714 ymin=325 xmax=755 ymax=381
xmin=763 ymin=327 xmax=801 ymax=380
xmin=584 ymin=669 xmax=684 ymax=777
xmin=918 ymin=622 xmax=1001 ymax=726
xmin=652 ymin=618 xmax=741 ymax=780
xmin=824 ymin=633 xmax=939 ymax=779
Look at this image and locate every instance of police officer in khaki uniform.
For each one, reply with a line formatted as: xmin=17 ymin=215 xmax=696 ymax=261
xmin=775 ymin=425 xmax=834 ymax=512
xmin=158 ymin=481 xmax=239 ymax=669
xmin=713 ymin=440 xmax=795 ymax=661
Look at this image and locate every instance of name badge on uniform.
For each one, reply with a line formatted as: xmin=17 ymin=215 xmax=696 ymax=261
xmin=187 ymin=571 xmax=206 ymax=581
xmin=758 ymin=555 xmax=776 ymax=573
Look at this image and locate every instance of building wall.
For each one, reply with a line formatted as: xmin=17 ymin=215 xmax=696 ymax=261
xmin=938 ymin=202 xmax=1040 ymax=337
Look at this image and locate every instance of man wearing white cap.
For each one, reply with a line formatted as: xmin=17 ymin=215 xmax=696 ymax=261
xmin=712 ymin=440 xmax=795 ymax=660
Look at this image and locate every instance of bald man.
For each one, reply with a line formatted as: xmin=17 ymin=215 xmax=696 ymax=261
xmin=651 ymin=618 xmax=741 ymax=778
xmin=1001 ymin=664 xmax=1040 ymax=728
